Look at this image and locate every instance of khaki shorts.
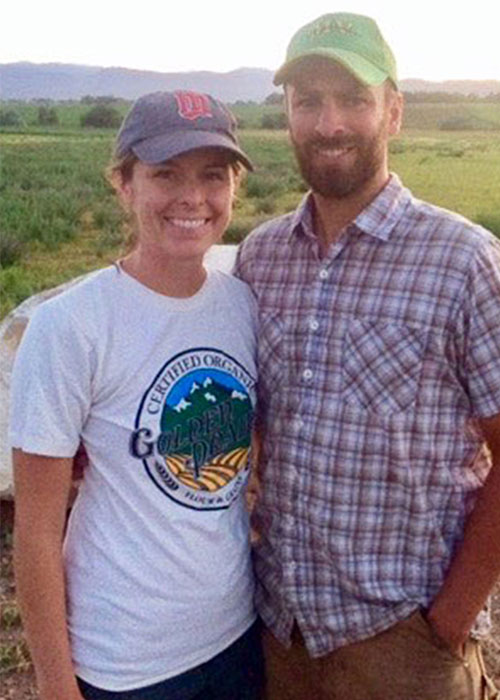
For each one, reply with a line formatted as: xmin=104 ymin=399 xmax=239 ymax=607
xmin=263 ymin=611 xmax=500 ymax=700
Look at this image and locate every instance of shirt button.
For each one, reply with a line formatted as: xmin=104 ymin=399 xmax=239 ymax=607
xmin=303 ymin=369 xmax=313 ymax=381
xmin=295 ymin=419 xmax=304 ymax=431
xmin=309 ymin=319 xmax=319 ymax=331
xmin=319 ymin=268 xmax=328 ymax=280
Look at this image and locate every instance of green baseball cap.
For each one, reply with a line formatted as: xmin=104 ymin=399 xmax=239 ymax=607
xmin=274 ymin=12 xmax=397 ymax=87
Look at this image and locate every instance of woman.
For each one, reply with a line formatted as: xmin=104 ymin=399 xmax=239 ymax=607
xmin=10 ymin=90 xmax=262 ymax=699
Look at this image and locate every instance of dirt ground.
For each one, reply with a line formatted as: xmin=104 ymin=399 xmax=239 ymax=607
xmin=482 ymin=584 xmax=500 ymax=687
xmin=2 ymin=502 xmax=500 ymax=698
xmin=1 ymin=504 xmax=37 ymax=699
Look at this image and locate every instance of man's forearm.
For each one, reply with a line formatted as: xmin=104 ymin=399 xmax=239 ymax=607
xmin=428 ymin=450 xmax=500 ymax=651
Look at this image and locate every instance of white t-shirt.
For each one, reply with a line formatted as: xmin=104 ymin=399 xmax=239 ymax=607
xmin=9 ymin=265 xmax=258 ymax=691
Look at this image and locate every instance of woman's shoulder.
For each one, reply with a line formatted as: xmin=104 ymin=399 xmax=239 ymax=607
xmin=209 ymin=270 xmax=258 ymax=328
xmin=28 ymin=266 xmax=120 ymax=331
xmin=210 ymin=268 xmax=250 ymax=290
xmin=40 ymin=265 xmax=117 ymax=306
xmin=210 ymin=269 xmax=256 ymax=301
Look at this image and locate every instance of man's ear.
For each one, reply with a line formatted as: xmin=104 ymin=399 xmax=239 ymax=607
xmin=387 ymin=88 xmax=404 ymax=136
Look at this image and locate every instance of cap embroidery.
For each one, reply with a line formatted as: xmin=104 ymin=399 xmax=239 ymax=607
xmin=174 ymin=91 xmax=213 ymax=121
xmin=309 ymin=17 xmax=356 ymax=38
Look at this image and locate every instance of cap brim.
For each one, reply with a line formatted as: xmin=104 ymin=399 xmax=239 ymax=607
xmin=131 ymin=130 xmax=254 ymax=171
xmin=274 ymin=48 xmax=389 ymax=87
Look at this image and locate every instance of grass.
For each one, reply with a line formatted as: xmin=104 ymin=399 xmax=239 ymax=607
xmin=0 ymin=132 xmax=125 ymax=316
xmin=390 ymin=130 xmax=500 ymax=227
xmin=2 ymin=103 xmax=500 ymax=320
xmin=0 ymin=638 xmax=32 ymax=676
xmin=402 ymin=102 xmax=500 ymax=131
xmin=1 ymin=602 xmax=22 ymax=631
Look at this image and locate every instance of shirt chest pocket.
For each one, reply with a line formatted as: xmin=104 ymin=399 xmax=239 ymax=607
xmin=342 ymin=319 xmax=426 ymax=414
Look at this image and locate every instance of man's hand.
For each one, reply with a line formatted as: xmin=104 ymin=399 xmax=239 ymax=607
xmin=426 ymin=413 xmax=500 ymax=653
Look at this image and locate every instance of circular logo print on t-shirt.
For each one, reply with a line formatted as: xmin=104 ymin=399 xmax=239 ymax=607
xmin=130 ymin=347 xmax=256 ymax=510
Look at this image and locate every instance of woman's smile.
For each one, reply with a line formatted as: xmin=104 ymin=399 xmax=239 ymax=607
xmin=166 ymin=217 xmax=209 ymax=230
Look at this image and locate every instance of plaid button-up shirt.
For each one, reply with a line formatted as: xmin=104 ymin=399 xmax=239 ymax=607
xmin=235 ymin=175 xmax=500 ymax=656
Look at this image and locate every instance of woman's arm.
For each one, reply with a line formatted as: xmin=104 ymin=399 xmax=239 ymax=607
xmin=13 ymin=449 xmax=84 ymax=700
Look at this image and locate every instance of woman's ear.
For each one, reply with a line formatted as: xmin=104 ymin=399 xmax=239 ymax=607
xmin=112 ymin=171 xmax=134 ymax=212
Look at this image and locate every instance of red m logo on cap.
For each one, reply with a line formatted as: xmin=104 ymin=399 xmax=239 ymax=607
xmin=174 ymin=91 xmax=213 ymax=121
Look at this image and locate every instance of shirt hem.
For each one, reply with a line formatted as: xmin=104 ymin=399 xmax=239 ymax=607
xmin=8 ymin=435 xmax=77 ymax=458
xmin=73 ymin=613 xmax=257 ymax=692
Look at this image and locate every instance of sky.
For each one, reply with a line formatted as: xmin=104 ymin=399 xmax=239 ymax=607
xmin=2 ymin=0 xmax=499 ymax=82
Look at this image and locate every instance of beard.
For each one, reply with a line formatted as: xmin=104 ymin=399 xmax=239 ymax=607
xmin=290 ymin=126 xmax=388 ymax=200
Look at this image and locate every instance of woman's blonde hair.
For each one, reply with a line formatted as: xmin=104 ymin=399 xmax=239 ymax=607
xmin=106 ymin=152 xmax=140 ymax=254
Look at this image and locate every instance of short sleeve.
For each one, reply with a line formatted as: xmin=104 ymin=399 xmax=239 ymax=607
xmin=459 ymin=236 xmax=500 ymax=417
xmin=9 ymin=299 xmax=94 ymax=456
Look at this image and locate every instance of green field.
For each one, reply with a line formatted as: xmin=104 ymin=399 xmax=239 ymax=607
xmin=2 ymin=99 xmax=500 ymax=320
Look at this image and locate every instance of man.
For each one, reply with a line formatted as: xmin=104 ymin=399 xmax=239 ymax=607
xmin=235 ymin=12 xmax=500 ymax=700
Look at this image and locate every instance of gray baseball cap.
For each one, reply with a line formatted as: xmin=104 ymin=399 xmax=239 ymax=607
xmin=115 ymin=90 xmax=253 ymax=170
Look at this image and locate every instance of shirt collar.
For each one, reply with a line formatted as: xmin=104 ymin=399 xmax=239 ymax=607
xmin=288 ymin=174 xmax=411 ymax=244
xmin=288 ymin=193 xmax=315 ymax=243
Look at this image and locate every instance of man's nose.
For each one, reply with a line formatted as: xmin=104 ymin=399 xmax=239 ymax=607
xmin=315 ymin=99 xmax=346 ymax=138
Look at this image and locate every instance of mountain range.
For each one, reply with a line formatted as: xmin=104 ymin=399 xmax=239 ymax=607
xmin=1 ymin=62 xmax=499 ymax=102
xmin=0 ymin=63 xmax=275 ymax=102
